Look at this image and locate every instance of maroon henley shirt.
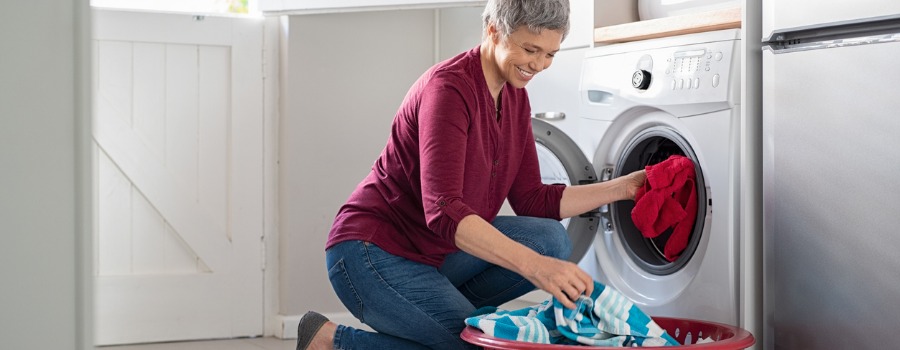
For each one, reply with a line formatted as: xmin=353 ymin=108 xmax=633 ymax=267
xmin=325 ymin=46 xmax=566 ymax=267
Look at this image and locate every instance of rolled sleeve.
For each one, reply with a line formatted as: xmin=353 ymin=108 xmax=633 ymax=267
xmin=429 ymin=195 xmax=478 ymax=239
xmin=418 ymin=74 xmax=478 ymax=242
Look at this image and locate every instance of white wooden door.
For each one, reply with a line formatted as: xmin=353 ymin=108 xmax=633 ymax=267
xmin=92 ymin=9 xmax=265 ymax=345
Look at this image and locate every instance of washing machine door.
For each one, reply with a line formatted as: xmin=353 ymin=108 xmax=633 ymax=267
xmin=591 ymin=109 xmax=712 ymax=307
xmin=531 ymin=118 xmax=598 ymax=263
xmin=603 ymin=124 xmax=707 ymax=274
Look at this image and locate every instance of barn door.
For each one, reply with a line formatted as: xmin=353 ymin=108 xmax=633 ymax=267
xmin=92 ymin=9 xmax=265 ymax=345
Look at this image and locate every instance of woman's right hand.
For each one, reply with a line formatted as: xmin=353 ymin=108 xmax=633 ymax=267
xmin=621 ymin=169 xmax=647 ymax=200
xmin=523 ymin=255 xmax=594 ymax=310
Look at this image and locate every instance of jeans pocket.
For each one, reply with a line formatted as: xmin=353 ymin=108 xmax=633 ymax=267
xmin=327 ymin=258 xmax=365 ymax=322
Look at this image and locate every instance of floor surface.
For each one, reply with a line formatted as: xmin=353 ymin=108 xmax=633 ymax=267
xmin=93 ymin=297 xmax=538 ymax=349
xmin=95 ymin=337 xmax=296 ymax=350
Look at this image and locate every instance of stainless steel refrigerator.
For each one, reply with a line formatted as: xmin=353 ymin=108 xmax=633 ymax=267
xmin=762 ymin=2 xmax=900 ymax=349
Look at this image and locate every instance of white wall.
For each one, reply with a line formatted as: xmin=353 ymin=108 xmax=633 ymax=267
xmin=278 ymin=6 xmax=484 ymax=319
xmin=0 ymin=1 xmax=91 ymax=349
xmin=595 ymin=0 xmax=639 ymax=29
xmin=275 ymin=1 xmax=642 ymax=321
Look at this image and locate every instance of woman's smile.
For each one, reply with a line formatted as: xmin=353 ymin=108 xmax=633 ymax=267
xmin=516 ymin=66 xmax=535 ymax=80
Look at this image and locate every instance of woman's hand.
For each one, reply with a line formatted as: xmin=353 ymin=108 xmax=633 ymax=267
xmin=621 ymin=169 xmax=647 ymax=201
xmin=523 ymin=255 xmax=594 ymax=310
xmin=558 ymin=169 xmax=648 ymax=219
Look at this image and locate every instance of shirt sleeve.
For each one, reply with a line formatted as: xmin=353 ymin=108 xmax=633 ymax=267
xmin=417 ymin=74 xmax=479 ymax=242
xmin=506 ymin=101 xmax=566 ymax=220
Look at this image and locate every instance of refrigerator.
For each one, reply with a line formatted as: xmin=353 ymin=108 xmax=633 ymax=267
xmin=762 ymin=2 xmax=900 ymax=349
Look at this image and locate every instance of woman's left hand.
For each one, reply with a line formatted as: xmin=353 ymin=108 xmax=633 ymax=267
xmin=522 ymin=255 xmax=594 ymax=310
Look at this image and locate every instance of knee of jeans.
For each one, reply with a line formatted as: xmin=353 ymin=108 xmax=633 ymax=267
xmin=534 ymin=218 xmax=572 ymax=260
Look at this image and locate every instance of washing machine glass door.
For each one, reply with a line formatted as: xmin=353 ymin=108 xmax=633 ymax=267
xmin=607 ymin=126 xmax=707 ymax=275
xmin=531 ymin=118 xmax=598 ymax=263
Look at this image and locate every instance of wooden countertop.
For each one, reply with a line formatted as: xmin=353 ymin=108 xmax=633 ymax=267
xmin=594 ymin=7 xmax=742 ymax=44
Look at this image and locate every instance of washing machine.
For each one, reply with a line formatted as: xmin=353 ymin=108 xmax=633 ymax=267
xmin=507 ymin=47 xmax=605 ymax=306
xmin=526 ymin=47 xmax=600 ymax=266
xmin=575 ymin=29 xmax=743 ymax=326
xmin=526 ymin=29 xmax=744 ymax=325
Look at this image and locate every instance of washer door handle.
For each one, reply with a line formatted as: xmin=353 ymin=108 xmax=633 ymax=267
xmin=533 ymin=112 xmax=566 ymax=121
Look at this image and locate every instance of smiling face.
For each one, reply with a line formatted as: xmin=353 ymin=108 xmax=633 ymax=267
xmin=487 ymin=24 xmax=564 ymax=90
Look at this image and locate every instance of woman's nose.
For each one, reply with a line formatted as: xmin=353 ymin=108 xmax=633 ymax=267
xmin=531 ymin=56 xmax=551 ymax=73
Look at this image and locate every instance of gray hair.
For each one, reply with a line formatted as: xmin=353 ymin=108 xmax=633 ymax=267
xmin=482 ymin=0 xmax=570 ymax=41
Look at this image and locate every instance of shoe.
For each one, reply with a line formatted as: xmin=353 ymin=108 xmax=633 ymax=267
xmin=296 ymin=311 xmax=329 ymax=350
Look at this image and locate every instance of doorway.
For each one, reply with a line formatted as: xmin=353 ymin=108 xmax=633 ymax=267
xmin=91 ymin=6 xmax=271 ymax=345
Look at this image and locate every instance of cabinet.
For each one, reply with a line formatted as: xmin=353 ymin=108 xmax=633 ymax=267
xmin=260 ymin=0 xmax=485 ymax=14
xmin=259 ymin=0 xmax=594 ymax=51
xmin=562 ymin=0 xmax=593 ymax=49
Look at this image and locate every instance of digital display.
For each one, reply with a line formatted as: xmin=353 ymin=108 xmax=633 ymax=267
xmin=674 ymin=49 xmax=706 ymax=58
xmin=670 ymin=49 xmax=707 ymax=74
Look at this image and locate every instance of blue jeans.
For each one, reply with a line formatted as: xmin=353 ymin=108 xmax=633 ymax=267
xmin=324 ymin=216 xmax=572 ymax=350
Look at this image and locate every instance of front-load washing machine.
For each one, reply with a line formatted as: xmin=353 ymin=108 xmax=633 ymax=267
xmin=525 ymin=47 xmax=600 ymax=265
xmin=578 ymin=29 xmax=743 ymax=326
xmin=512 ymin=47 xmax=604 ymax=306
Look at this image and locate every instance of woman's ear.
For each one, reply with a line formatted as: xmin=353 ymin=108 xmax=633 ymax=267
xmin=486 ymin=23 xmax=500 ymax=44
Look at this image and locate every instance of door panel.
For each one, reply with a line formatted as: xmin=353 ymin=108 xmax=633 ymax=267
xmin=93 ymin=9 xmax=265 ymax=345
xmin=762 ymin=0 xmax=900 ymax=39
xmin=763 ymin=40 xmax=900 ymax=349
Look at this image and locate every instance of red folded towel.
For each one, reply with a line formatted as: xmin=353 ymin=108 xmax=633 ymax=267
xmin=631 ymin=155 xmax=697 ymax=262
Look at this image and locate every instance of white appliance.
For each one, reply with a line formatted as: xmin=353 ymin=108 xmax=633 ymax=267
xmin=527 ymin=47 xmax=600 ymax=266
xmin=577 ymin=29 xmax=743 ymax=326
xmin=762 ymin=2 xmax=900 ymax=349
xmin=638 ymin=0 xmax=740 ymax=21
xmin=515 ymin=47 xmax=605 ymax=306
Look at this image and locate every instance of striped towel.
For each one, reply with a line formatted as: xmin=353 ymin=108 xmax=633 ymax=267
xmin=464 ymin=281 xmax=679 ymax=347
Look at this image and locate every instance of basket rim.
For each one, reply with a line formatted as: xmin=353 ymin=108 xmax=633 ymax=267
xmin=460 ymin=316 xmax=755 ymax=349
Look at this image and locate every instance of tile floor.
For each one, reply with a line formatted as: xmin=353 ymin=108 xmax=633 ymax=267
xmin=95 ymin=337 xmax=297 ymax=350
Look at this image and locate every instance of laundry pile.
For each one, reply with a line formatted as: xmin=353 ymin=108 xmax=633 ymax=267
xmin=631 ymin=155 xmax=698 ymax=262
xmin=464 ymin=281 xmax=679 ymax=347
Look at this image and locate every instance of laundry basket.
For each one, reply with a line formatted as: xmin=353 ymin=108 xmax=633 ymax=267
xmin=461 ymin=316 xmax=754 ymax=349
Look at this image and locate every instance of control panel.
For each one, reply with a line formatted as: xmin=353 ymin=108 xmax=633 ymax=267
xmin=580 ymin=29 xmax=741 ymax=118
xmin=665 ymin=47 xmax=728 ymax=92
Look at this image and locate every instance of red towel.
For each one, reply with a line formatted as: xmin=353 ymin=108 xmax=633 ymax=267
xmin=631 ymin=155 xmax=697 ymax=262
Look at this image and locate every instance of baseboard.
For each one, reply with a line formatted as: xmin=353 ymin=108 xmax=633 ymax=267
xmin=276 ymin=312 xmax=373 ymax=339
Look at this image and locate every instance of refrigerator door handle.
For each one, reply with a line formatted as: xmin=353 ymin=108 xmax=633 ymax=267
xmin=763 ymin=14 xmax=900 ymax=53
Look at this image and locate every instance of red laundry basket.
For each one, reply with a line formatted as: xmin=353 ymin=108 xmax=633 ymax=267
xmin=461 ymin=316 xmax=754 ymax=349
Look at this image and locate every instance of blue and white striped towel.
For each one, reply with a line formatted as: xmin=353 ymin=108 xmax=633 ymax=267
xmin=464 ymin=281 xmax=679 ymax=347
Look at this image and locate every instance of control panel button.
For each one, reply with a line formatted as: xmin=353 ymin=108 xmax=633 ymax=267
xmin=712 ymin=74 xmax=721 ymax=87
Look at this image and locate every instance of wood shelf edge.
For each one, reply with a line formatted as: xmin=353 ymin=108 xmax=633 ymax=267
xmin=594 ymin=7 xmax=742 ymax=44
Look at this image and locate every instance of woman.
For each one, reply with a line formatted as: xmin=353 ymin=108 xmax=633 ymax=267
xmin=297 ymin=0 xmax=647 ymax=349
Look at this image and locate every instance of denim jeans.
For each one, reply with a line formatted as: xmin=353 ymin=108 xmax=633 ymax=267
xmin=324 ymin=216 xmax=572 ymax=350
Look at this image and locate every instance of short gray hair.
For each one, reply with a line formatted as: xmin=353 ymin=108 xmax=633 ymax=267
xmin=482 ymin=0 xmax=570 ymax=41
